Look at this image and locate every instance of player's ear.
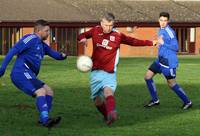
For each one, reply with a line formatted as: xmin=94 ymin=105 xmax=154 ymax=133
xmin=167 ymin=19 xmax=170 ymax=23
xmin=100 ymin=20 xmax=104 ymax=26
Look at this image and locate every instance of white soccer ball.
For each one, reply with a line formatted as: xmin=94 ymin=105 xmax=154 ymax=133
xmin=76 ymin=55 xmax=93 ymax=72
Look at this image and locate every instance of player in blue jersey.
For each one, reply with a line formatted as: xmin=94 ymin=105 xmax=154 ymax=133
xmin=144 ymin=12 xmax=192 ymax=110
xmin=0 ymin=20 xmax=67 ymax=127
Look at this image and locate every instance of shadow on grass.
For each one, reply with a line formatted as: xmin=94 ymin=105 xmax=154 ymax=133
xmin=0 ymin=81 xmax=199 ymax=135
xmin=43 ymin=82 xmax=200 ymax=129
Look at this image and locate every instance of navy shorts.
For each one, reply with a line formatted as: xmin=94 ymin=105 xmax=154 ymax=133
xmin=148 ymin=61 xmax=176 ymax=79
xmin=11 ymin=69 xmax=45 ymax=97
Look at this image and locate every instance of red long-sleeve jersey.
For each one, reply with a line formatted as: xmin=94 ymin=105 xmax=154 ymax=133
xmin=78 ymin=26 xmax=153 ymax=73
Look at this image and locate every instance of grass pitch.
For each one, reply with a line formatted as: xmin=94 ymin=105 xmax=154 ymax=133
xmin=0 ymin=56 xmax=200 ymax=136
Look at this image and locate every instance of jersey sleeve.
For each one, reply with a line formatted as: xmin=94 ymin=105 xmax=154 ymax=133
xmin=0 ymin=35 xmax=35 ymax=71
xmin=44 ymin=43 xmax=66 ymax=60
xmin=78 ymin=27 xmax=94 ymax=41
xmin=164 ymin=38 xmax=178 ymax=52
xmin=0 ymin=47 xmax=18 ymax=71
xmin=163 ymin=30 xmax=179 ymax=52
xmin=120 ymin=32 xmax=153 ymax=46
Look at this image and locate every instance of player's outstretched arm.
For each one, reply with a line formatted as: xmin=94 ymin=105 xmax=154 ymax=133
xmin=0 ymin=47 xmax=18 ymax=77
xmin=120 ymin=33 xmax=154 ymax=46
xmin=78 ymin=38 xmax=87 ymax=46
xmin=78 ymin=28 xmax=94 ymax=46
xmin=44 ymin=44 xmax=67 ymax=60
xmin=153 ymin=40 xmax=158 ymax=46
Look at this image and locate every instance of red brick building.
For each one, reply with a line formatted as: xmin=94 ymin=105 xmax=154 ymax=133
xmin=1 ymin=0 xmax=200 ymax=56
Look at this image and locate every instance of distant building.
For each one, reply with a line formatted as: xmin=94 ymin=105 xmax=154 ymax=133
xmin=1 ymin=0 xmax=200 ymax=56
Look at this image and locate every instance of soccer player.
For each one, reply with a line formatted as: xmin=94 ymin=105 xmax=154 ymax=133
xmin=0 ymin=20 xmax=67 ymax=127
xmin=144 ymin=12 xmax=192 ymax=109
xmin=78 ymin=12 xmax=157 ymax=125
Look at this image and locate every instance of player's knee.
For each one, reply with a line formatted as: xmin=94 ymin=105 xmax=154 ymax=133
xmin=167 ymin=80 xmax=176 ymax=88
xmin=103 ymin=87 xmax=113 ymax=98
xmin=43 ymin=85 xmax=54 ymax=96
xmin=168 ymin=83 xmax=174 ymax=88
xmin=47 ymin=89 xmax=54 ymax=96
xmin=145 ymin=70 xmax=155 ymax=80
xmin=35 ymin=88 xmax=46 ymax=96
xmin=46 ymin=87 xmax=53 ymax=96
xmin=144 ymin=73 xmax=152 ymax=80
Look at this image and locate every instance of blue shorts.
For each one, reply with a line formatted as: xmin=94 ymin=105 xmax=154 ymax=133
xmin=149 ymin=61 xmax=176 ymax=79
xmin=10 ymin=69 xmax=45 ymax=97
xmin=90 ymin=70 xmax=117 ymax=99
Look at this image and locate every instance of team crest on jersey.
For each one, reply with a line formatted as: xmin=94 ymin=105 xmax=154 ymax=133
xmin=96 ymin=39 xmax=112 ymax=50
xmin=110 ymin=36 xmax=115 ymax=41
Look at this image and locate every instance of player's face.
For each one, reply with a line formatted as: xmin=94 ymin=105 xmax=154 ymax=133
xmin=39 ymin=26 xmax=50 ymax=40
xmin=101 ymin=19 xmax=114 ymax=34
xmin=159 ymin=16 xmax=169 ymax=28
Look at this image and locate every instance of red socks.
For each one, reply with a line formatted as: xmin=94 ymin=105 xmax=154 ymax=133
xmin=96 ymin=102 xmax=107 ymax=119
xmin=105 ymin=95 xmax=116 ymax=114
xmin=96 ymin=95 xmax=116 ymax=121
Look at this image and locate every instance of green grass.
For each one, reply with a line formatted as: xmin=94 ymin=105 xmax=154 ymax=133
xmin=0 ymin=56 xmax=200 ymax=136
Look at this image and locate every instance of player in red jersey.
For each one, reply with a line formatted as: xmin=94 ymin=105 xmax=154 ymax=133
xmin=78 ymin=12 xmax=157 ymax=125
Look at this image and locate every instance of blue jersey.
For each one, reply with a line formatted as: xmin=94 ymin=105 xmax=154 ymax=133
xmin=156 ymin=25 xmax=179 ymax=68
xmin=0 ymin=34 xmax=66 ymax=75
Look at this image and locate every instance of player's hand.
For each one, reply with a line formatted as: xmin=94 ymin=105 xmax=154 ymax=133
xmin=78 ymin=38 xmax=87 ymax=47
xmin=158 ymin=35 xmax=164 ymax=45
xmin=0 ymin=67 xmax=5 ymax=77
xmin=153 ymin=40 xmax=158 ymax=46
xmin=61 ymin=52 xmax=67 ymax=59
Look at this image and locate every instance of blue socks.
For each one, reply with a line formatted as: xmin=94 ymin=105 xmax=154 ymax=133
xmin=145 ymin=79 xmax=158 ymax=102
xmin=46 ymin=95 xmax=53 ymax=112
xmin=171 ymin=84 xmax=190 ymax=104
xmin=145 ymin=79 xmax=190 ymax=104
xmin=36 ymin=96 xmax=49 ymax=124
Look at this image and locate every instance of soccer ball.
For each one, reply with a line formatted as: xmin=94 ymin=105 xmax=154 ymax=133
xmin=76 ymin=55 xmax=93 ymax=72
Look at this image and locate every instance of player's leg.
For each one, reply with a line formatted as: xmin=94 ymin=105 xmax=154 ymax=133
xmin=94 ymin=96 xmax=107 ymax=121
xmin=41 ymin=84 xmax=61 ymax=126
xmin=43 ymin=84 xmax=53 ymax=112
xmin=164 ymin=68 xmax=192 ymax=110
xmin=35 ymin=87 xmax=61 ymax=127
xmin=26 ymin=78 xmax=51 ymax=125
xmin=90 ymin=70 xmax=108 ymax=120
xmin=103 ymin=87 xmax=117 ymax=125
xmin=102 ymin=71 xmax=117 ymax=125
xmin=90 ymin=70 xmax=117 ymax=125
xmin=11 ymin=72 xmax=49 ymax=125
xmin=104 ymin=87 xmax=116 ymax=115
xmin=11 ymin=72 xmax=60 ymax=127
xmin=144 ymin=61 xmax=160 ymax=107
xmin=34 ymin=88 xmax=49 ymax=125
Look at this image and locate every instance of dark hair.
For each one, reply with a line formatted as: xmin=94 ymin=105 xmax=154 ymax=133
xmin=34 ymin=19 xmax=49 ymax=32
xmin=159 ymin=12 xmax=170 ymax=20
xmin=34 ymin=19 xmax=49 ymax=27
xmin=102 ymin=12 xmax=115 ymax=22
